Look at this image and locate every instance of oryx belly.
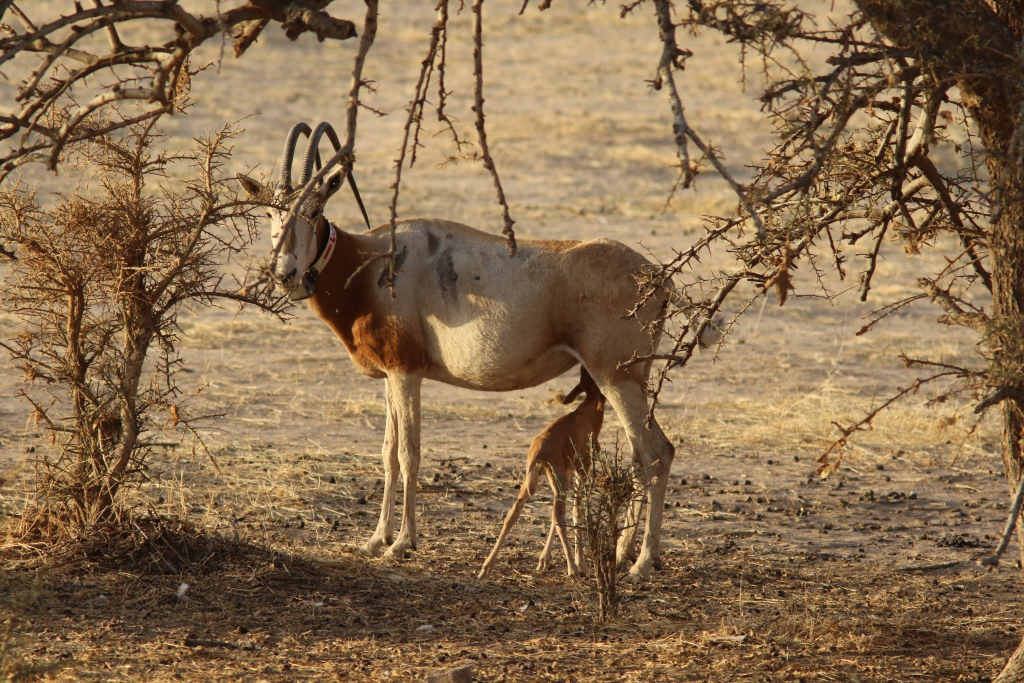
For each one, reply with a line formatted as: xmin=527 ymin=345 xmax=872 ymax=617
xmin=401 ymin=227 xmax=597 ymax=389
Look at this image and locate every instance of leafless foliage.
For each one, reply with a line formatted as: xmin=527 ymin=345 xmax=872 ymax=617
xmin=0 ymin=119 xmax=288 ymax=536
xmin=383 ymin=0 xmax=517 ymax=289
xmin=0 ymin=1 xmax=357 ymax=183
xmin=571 ymin=436 xmax=645 ymax=621
xmin=610 ymin=1 xmax=1012 ymax=482
xmin=470 ymin=0 xmax=517 ymax=255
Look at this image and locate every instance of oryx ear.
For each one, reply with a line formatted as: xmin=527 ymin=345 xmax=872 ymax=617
xmin=318 ymin=170 xmax=345 ymax=202
xmin=236 ymin=173 xmax=265 ymax=198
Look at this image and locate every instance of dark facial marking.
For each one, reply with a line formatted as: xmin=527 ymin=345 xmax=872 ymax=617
xmin=427 ymin=231 xmax=440 ymax=255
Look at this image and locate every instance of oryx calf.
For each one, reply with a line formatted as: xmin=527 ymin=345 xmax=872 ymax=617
xmin=478 ymin=367 xmax=605 ymax=579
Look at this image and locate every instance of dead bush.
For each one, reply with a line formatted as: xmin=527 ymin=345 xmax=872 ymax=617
xmin=0 ymin=119 xmax=287 ymax=539
xmin=572 ymin=436 xmax=645 ymax=621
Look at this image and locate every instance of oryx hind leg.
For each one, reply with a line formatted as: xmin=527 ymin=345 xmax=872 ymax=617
xmin=598 ymin=376 xmax=674 ymax=582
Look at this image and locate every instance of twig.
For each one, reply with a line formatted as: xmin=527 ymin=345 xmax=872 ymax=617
xmin=898 ymin=561 xmax=961 ymax=573
xmin=917 ymin=277 xmax=989 ymax=332
xmin=979 ymin=474 xmax=1024 ymax=569
xmin=471 ymin=0 xmax=516 ymax=256
xmin=384 ymin=0 xmax=449 ymax=292
xmin=652 ymin=0 xmax=765 ymax=239
xmin=817 ymin=372 xmax=958 ymax=478
xmin=859 ymin=217 xmax=889 ymax=301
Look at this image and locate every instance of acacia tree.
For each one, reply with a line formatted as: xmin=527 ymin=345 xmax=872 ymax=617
xmin=629 ymin=1 xmax=1017 ymax=522
xmin=611 ymin=1 xmax=1024 ymax=679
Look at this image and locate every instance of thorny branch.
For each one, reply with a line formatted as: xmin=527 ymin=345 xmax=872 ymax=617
xmin=472 ymin=0 xmax=517 ymax=256
xmin=0 ymin=1 xmax=358 ymax=183
xmin=651 ymin=0 xmax=766 ymax=239
xmin=385 ymin=0 xmax=451 ymax=294
xmin=627 ymin=0 xmax=997 ymax=470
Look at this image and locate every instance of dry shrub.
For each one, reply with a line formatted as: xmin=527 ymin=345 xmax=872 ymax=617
xmin=572 ymin=436 xmax=645 ymax=621
xmin=0 ymin=119 xmax=287 ymax=540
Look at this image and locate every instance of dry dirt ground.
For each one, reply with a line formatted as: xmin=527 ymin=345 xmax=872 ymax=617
xmin=2 ymin=2 xmax=1022 ymax=681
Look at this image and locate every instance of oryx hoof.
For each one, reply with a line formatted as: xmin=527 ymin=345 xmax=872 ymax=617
xmin=383 ymin=540 xmax=413 ymax=560
xmin=361 ymin=536 xmax=388 ymax=558
xmin=623 ymin=560 xmax=653 ymax=584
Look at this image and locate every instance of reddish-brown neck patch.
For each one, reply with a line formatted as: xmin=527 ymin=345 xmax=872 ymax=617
xmin=308 ymin=228 xmax=427 ymax=376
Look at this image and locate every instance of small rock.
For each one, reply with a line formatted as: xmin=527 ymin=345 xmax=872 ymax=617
xmin=415 ymin=624 xmax=436 ymax=633
xmin=427 ymin=662 xmax=474 ymax=683
xmin=94 ymin=595 xmax=109 ymax=607
xmin=176 ymin=583 xmax=190 ymax=600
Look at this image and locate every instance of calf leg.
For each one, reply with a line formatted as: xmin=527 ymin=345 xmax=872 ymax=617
xmin=547 ymin=468 xmax=581 ymax=579
xmin=363 ymin=379 xmax=399 ymax=557
xmin=480 ymin=461 xmax=542 ymax=578
xmin=571 ymin=482 xmax=590 ymax=576
xmin=537 ymin=519 xmax=559 ymax=572
xmin=384 ymin=373 xmax=423 ymax=560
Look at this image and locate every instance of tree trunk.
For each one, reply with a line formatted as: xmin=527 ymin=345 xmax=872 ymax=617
xmin=855 ymin=2 xmax=1024 ymax=680
xmin=988 ymin=178 xmax=1024 ymax=683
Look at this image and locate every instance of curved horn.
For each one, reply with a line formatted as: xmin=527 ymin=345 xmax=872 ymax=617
xmin=278 ymin=122 xmax=313 ymax=192
xmin=299 ymin=121 xmax=343 ymax=188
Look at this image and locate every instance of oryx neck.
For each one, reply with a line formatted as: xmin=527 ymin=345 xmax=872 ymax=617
xmin=291 ymin=217 xmax=337 ymax=301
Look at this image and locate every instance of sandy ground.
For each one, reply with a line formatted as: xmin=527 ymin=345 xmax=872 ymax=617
xmin=1 ymin=2 xmax=1020 ymax=681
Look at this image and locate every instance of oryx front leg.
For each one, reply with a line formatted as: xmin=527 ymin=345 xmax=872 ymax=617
xmin=363 ymin=378 xmax=399 ymax=558
xmin=384 ymin=373 xmax=422 ymax=560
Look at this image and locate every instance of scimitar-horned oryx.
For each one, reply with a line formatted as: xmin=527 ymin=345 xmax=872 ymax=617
xmin=238 ymin=121 xmax=676 ymax=580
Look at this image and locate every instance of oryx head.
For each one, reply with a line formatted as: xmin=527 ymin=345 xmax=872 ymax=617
xmin=238 ymin=121 xmax=346 ymax=301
